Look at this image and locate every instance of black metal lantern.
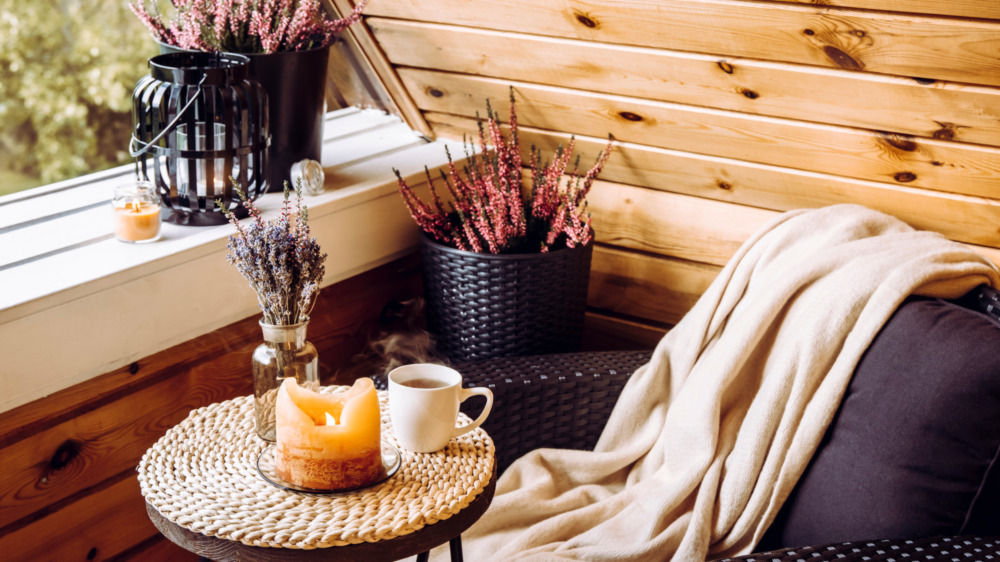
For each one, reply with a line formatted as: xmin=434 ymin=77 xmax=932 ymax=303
xmin=131 ymin=52 xmax=270 ymax=226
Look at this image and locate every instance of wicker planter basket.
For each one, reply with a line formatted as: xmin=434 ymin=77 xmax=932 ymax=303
xmin=420 ymin=233 xmax=594 ymax=362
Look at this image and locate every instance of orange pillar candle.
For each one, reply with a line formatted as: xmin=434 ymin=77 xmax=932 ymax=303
xmin=112 ymin=181 xmax=161 ymax=243
xmin=275 ymin=377 xmax=383 ymax=490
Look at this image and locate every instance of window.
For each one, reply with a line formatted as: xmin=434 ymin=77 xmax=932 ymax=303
xmin=0 ymin=1 xmax=156 ymax=196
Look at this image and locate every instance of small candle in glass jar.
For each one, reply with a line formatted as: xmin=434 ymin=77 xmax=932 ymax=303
xmin=113 ymin=181 xmax=161 ymax=243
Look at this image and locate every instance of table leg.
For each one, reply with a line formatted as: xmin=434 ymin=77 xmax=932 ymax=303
xmin=414 ymin=535 xmax=463 ymax=562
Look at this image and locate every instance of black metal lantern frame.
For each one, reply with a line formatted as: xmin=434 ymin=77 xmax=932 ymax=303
xmin=131 ymin=52 xmax=270 ymax=226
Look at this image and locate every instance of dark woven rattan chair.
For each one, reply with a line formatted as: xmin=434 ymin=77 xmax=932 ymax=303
xmin=441 ymin=349 xmax=1000 ymax=560
xmin=400 ymin=284 xmax=1000 ymax=559
xmin=454 ymin=350 xmax=652 ymax=474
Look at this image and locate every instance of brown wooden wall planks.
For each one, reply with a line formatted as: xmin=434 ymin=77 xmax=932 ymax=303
xmin=590 ymin=246 xmax=720 ymax=327
xmin=0 ymin=475 xmax=190 ymax=561
xmin=427 ymin=114 xmax=1000 ymax=248
xmin=358 ymin=0 xmax=1000 ymax=336
xmin=405 ymin=70 xmax=1000 ymax=198
xmin=371 ymin=18 xmax=1000 ymax=146
xmin=776 ymin=0 xmax=1000 ymax=21
xmin=364 ymin=0 xmax=1000 ymax=86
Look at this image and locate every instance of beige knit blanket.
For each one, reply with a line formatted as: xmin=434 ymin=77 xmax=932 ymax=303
xmin=457 ymin=205 xmax=999 ymax=561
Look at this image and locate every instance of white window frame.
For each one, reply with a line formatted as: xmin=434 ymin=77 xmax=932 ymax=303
xmin=0 ymin=108 xmax=460 ymax=413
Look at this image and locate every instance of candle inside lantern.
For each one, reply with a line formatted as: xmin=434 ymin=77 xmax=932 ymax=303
xmin=275 ymin=377 xmax=383 ymax=490
xmin=112 ymin=181 xmax=161 ymax=243
xmin=176 ymin=123 xmax=226 ymax=198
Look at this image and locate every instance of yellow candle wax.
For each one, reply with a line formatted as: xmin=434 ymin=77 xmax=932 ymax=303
xmin=114 ymin=200 xmax=161 ymax=242
xmin=274 ymin=377 xmax=382 ymax=489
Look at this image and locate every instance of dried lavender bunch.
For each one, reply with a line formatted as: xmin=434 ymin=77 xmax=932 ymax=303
xmin=219 ymin=180 xmax=327 ymax=325
xmin=396 ymin=89 xmax=613 ymax=254
xmin=130 ymin=0 xmax=369 ymax=54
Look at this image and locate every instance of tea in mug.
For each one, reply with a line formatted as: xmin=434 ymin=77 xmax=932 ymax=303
xmin=401 ymin=377 xmax=450 ymax=389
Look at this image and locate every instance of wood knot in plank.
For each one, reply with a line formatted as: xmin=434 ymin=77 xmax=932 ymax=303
xmin=823 ymin=45 xmax=864 ymax=71
xmin=574 ymin=11 xmax=599 ymax=28
xmin=933 ymin=129 xmax=955 ymax=141
xmin=717 ymin=61 xmax=735 ymax=74
xmin=49 ymin=439 xmax=84 ymax=471
xmin=878 ymin=132 xmax=918 ymax=152
xmin=716 ymin=180 xmax=733 ymax=191
xmin=739 ymin=88 xmax=759 ymax=100
xmin=894 ymin=171 xmax=917 ymax=183
xmin=932 ymin=122 xmax=962 ymax=141
xmin=427 ymin=87 xmax=445 ymax=98
xmin=128 ymin=361 xmax=140 ymax=375
xmin=618 ymin=111 xmax=643 ymax=122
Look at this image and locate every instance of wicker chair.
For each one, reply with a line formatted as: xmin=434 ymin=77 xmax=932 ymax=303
xmin=440 ymin=349 xmax=999 ymax=561
xmin=427 ymin=284 xmax=1000 ymax=559
xmin=455 ymin=350 xmax=652 ymax=475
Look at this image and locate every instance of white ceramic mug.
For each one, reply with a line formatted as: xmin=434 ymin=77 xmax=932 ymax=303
xmin=388 ymin=364 xmax=493 ymax=453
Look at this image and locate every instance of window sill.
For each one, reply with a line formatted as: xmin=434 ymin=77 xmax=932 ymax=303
xmin=0 ymin=108 xmax=459 ymax=413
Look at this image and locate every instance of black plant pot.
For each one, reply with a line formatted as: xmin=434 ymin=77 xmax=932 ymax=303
xmin=244 ymin=46 xmax=329 ymax=192
xmin=420 ymin=233 xmax=594 ymax=362
xmin=158 ymin=43 xmax=329 ymax=193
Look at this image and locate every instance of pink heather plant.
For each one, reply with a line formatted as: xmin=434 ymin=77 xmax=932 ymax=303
xmin=130 ymin=0 xmax=369 ymax=54
xmin=396 ymin=89 xmax=613 ymax=254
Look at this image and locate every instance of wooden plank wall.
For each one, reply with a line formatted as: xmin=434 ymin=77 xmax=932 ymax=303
xmin=361 ymin=0 xmax=1000 ymax=347
xmin=0 ymin=256 xmax=422 ymax=561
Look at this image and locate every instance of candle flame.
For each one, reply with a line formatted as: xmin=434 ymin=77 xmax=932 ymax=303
xmin=324 ymin=411 xmax=336 ymax=426
xmin=128 ymin=200 xmax=142 ymax=213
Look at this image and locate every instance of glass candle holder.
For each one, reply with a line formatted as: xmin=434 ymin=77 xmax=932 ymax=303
xmin=177 ymin=122 xmax=227 ymax=199
xmin=112 ymin=180 xmax=161 ymax=243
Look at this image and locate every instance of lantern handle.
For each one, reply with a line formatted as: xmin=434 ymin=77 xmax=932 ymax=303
xmin=129 ymin=75 xmax=207 ymax=158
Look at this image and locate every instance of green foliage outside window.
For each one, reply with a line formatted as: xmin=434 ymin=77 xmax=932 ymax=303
xmin=0 ymin=0 xmax=156 ymax=196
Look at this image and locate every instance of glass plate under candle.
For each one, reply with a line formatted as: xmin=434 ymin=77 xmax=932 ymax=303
xmin=256 ymin=441 xmax=401 ymax=494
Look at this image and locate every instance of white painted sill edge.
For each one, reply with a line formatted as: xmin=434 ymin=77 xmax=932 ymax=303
xmin=0 ymin=108 xmax=461 ymax=413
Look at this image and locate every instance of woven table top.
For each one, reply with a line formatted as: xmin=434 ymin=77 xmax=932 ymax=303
xmin=138 ymin=387 xmax=496 ymax=550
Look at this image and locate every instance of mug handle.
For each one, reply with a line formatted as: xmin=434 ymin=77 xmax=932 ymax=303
xmin=454 ymin=387 xmax=493 ymax=437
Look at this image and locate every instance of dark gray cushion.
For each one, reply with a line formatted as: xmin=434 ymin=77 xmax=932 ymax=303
xmin=760 ymin=292 xmax=1000 ymax=549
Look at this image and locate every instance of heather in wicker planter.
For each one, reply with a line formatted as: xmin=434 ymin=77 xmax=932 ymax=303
xmin=396 ymin=90 xmax=613 ymax=361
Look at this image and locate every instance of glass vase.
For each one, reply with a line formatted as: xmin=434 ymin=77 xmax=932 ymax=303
xmin=252 ymin=320 xmax=319 ymax=441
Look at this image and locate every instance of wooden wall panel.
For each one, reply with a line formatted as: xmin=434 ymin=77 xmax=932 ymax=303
xmin=590 ymin=246 xmax=720 ymax=326
xmin=583 ymin=311 xmax=667 ymax=351
xmin=0 ymin=255 xmax=422 ymax=560
xmin=777 ymin=1 xmax=1000 ymax=21
xmin=402 ymin=69 xmax=1000 ymax=197
xmin=359 ymin=0 xmax=1000 ymax=339
xmin=325 ymin=0 xmax=434 ymax=137
xmin=427 ymin=113 xmax=1000 ymax=248
xmin=371 ymin=19 xmax=1000 ymax=146
xmin=0 ymin=475 xmax=191 ymax=561
xmin=0 ymin=357 xmax=252 ymax=526
xmin=588 ymin=181 xmax=777 ymax=266
xmin=365 ymin=0 xmax=1000 ymax=86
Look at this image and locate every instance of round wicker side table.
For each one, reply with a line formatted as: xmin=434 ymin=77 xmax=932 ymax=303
xmin=139 ymin=388 xmax=496 ymax=561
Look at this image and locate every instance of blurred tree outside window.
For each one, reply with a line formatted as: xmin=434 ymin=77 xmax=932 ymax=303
xmin=0 ymin=0 xmax=156 ymax=197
